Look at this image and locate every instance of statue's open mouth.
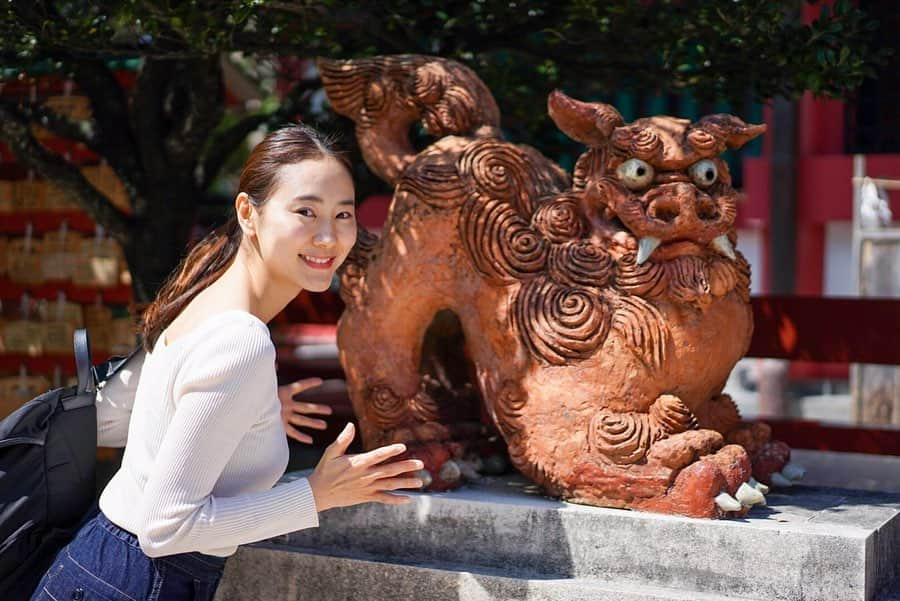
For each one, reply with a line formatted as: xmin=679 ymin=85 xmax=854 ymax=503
xmin=636 ymin=234 xmax=736 ymax=265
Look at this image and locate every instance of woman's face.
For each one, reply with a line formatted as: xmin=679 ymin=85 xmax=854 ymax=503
xmin=253 ymin=157 xmax=357 ymax=293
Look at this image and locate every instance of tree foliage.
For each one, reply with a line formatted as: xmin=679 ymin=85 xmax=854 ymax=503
xmin=0 ymin=0 xmax=890 ymax=301
xmin=3 ymin=1 xmax=886 ymax=99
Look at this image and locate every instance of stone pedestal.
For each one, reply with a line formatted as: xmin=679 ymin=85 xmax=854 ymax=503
xmin=216 ymin=472 xmax=900 ymax=601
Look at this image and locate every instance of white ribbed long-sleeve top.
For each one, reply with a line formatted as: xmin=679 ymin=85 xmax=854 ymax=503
xmin=98 ymin=310 xmax=319 ymax=558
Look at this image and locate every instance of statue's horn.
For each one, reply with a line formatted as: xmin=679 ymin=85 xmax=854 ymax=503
xmin=548 ymin=90 xmax=624 ymax=147
xmin=693 ymin=114 xmax=767 ymax=150
xmin=726 ymin=122 xmax=767 ymax=150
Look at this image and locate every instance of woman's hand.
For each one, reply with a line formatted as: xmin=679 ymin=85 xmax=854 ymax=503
xmin=307 ymin=423 xmax=425 ymax=512
xmin=278 ymin=378 xmax=332 ymax=444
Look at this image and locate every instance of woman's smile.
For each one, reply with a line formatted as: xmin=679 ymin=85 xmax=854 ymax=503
xmin=300 ymin=254 xmax=336 ymax=269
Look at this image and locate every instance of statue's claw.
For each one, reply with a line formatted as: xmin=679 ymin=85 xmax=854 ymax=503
xmin=415 ymin=469 xmax=433 ymax=489
xmin=748 ymin=477 xmax=770 ymax=495
xmin=769 ymin=472 xmax=793 ymax=487
xmin=714 ymin=492 xmax=742 ymax=512
xmin=735 ymin=482 xmax=766 ymax=507
xmin=781 ymin=462 xmax=806 ymax=481
xmin=438 ymin=459 xmax=462 ymax=484
xmin=457 ymin=459 xmax=483 ymax=482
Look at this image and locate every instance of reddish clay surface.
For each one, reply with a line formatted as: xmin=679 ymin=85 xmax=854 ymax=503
xmin=320 ymin=54 xmax=789 ymax=518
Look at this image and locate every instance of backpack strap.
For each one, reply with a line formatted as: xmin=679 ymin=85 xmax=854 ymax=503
xmin=74 ymin=329 xmax=95 ymax=395
xmin=92 ymin=344 xmax=142 ymax=386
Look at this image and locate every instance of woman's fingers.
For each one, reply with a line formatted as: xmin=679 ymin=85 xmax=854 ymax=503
xmin=364 ymin=459 xmax=425 ymax=482
xmin=278 ymin=378 xmax=323 ymax=406
xmin=288 ymin=414 xmax=328 ymax=430
xmin=285 ymin=424 xmax=314 ymax=444
xmin=352 ymin=443 xmax=408 ymax=468
xmin=371 ymin=491 xmax=411 ymax=505
xmin=323 ymin=423 xmax=355 ymax=460
xmin=290 ymin=401 xmax=333 ymax=416
xmin=375 ymin=476 xmax=424 ymax=491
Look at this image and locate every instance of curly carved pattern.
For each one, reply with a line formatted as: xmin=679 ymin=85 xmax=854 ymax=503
xmin=360 ymin=81 xmax=389 ymax=127
xmin=612 ymin=295 xmax=669 ymax=371
xmin=717 ymin=196 xmax=738 ymax=226
xmin=421 ymin=86 xmax=480 ymax=136
xmin=589 ymin=396 xmax=698 ymax=466
xmin=338 ymin=228 xmax=379 ymax=309
xmin=708 ymin=258 xmax=740 ymax=298
xmin=398 ymin=154 xmax=467 ymax=209
xmin=667 ymin=255 xmax=711 ymax=304
xmin=366 ymin=383 xmax=441 ymax=430
xmin=571 ymin=150 xmax=594 ymax=192
xmin=492 ymin=380 xmax=527 ymax=437
xmin=615 ymin=253 xmax=668 ymax=298
xmin=589 ymin=410 xmax=653 ymax=464
xmin=512 ymin=277 xmax=611 ymax=365
xmin=648 ymin=395 xmax=698 ymax=435
xmin=531 ymin=194 xmax=589 ymax=243
xmin=408 ymin=61 xmax=444 ymax=103
xmin=457 ymin=140 xmax=558 ymax=217
xmin=410 ymin=390 xmax=441 ymax=421
xmin=318 ymin=58 xmax=391 ymax=124
xmin=339 ymin=263 xmax=368 ymax=309
xmin=734 ymin=254 xmax=752 ymax=302
xmin=460 ymin=197 xmax=547 ymax=283
xmin=687 ymin=128 xmax=722 ymax=154
xmin=611 ymin=127 xmax=663 ymax=161
xmin=406 ymin=60 xmax=502 ymax=135
xmin=695 ymin=393 xmax=742 ymax=434
xmin=505 ymin=431 xmax=555 ymax=491
xmin=548 ymin=240 xmax=614 ymax=289
xmin=367 ymin=385 xmax=408 ymax=428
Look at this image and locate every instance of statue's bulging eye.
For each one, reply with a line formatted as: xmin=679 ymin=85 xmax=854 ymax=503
xmin=616 ymin=159 xmax=655 ymax=191
xmin=689 ymin=159 xmax=718 ymax=188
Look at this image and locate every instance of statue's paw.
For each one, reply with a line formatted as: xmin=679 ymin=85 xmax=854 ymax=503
xmin=724 ymin=422 xmax=803 ymax=488
xmin=396 ymin=440 xmax=494 ymax=492
xmin=635 ymin=443 xmax=756 ymax=518
xmin=750 ymin=440 xmax=805 ymax=487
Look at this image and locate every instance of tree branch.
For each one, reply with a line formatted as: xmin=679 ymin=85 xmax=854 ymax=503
xmin=198 ymin=113 xmax=267 ymax=191
xmin=129 ymin=58 xmax=173 ymax=186
xmin=15 ymin=101 xmax=96 ymax=148
xmin=71 ymin=60 xmax=144 ymax=201
xmin=198 ymin=78 xmax=315 ymax=191
xmin=0 ymin=104 xmax=132 ymax=240
xmin=163 ymin=57 xmax=224 ymax=168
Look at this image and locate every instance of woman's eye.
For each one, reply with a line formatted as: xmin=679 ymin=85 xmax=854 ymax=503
xmin=295 ymin=208 xmax=315 ymax=217
xmin=616 ymin=158 xmax=655 ymax=191
xmin=689 ymin=159 xmax=718 ymax=188
xmin=337 ymin=211 xmax=355 ymax=219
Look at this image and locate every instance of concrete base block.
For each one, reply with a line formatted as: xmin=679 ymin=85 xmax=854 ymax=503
xmin=217 ymin=472 xmax=900 ymax=601
xmin=216 ymin=548 xmax=743 ymax=601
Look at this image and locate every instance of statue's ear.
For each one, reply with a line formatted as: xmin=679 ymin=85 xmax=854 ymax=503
xmin=548 ymin=90 xmax=624 ymax=147
xmin=693 ymin=115 xmax=767 ymax=150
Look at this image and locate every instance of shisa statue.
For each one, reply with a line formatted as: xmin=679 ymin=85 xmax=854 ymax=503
xmin=319 ymin=55 xmax=804 ymax=518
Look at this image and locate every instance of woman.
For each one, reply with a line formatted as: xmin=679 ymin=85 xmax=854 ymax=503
xmin=31 ymin=125 xmax=424 ymax=600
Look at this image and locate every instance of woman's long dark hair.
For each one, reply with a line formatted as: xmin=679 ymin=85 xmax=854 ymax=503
xmin=140 ymin=124 xmax=348 ymax=351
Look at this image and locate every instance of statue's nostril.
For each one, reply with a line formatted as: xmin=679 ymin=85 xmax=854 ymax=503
xmin=648 ymin=198 xmax=680 ymax=223
xmin=696 ymin=197 xmax=719 ymax=221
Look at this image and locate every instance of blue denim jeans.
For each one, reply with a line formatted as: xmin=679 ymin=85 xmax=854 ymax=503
xmin=30 ymin=512 xmax=227 ymax=601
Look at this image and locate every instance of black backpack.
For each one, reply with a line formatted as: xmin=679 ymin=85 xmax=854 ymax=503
xmin=0 ymin=330 xmax=136 ymax=600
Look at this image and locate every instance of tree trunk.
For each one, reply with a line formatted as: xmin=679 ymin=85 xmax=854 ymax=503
xmin=125 ymin=184 xmax=198 ymax=305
